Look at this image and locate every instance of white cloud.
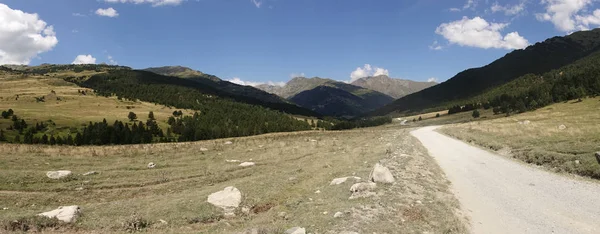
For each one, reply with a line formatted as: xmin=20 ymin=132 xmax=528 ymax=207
xmin=96 ymin=8 xmax=119 ymax=17
xmin=251 ymin=0 xmax=263 ymax=8
xmin=0 ymin=4 xmax=58 ymax=65
xmin=290 ymin=72 xmax=305 ymax=78
xmin=463 ymin=0 xmax=477 ymax=10
xmin=535 ymin=0 xmax=599 ymax=32
xmin=429 ymin=40 xmax=443 ymax=50
xmin=435 ymin=16 xmax=529 ymax=50
xmin=575 ymin=9 xmax=600 ymax=29
xmin=72 ymin=13 xmax=86 ymax=17
xmin=104 ymin=0 xmax=184 ymax=7
xmin=227 ymin=77 xmax=284 ymax=87
xmin=449 ymin=7 xmax=461 ymax=12
xmin=350 ymin=64 xmax=390 ymax=82
xmin=427 ymin=77 xmax=439 ymax=83
xmin=107 ymin=55 xmax=117 ymax=65
xmin=491 ymin=1 xmax=526 ymax=15
xmin=72 ymin=55 xmax=97 ymax=64
xmin=72 ymin=29 xmax=79 ymax=33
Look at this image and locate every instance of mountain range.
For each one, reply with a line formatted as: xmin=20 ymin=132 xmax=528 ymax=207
xmin=256 ymin=76 xmax=434 ymax=117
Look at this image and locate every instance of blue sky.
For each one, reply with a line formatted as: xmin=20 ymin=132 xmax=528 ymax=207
xmin=1 ymin=0 xmax=600 ymax=85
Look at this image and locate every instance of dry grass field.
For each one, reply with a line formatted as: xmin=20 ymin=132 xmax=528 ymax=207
xmin=0 ymin=72 xmax=192 ymax=140
xmin=440 ymin=97 xmax=600 ymax=179
xmin=0 ymin=125 xmax=467 ymax=233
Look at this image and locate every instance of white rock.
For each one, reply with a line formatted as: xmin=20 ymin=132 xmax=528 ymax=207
xmin=158 ymin=219 xmax=168 ymax=224
xmin=350 ymin=182 xmax=377 ymax=193
xmin=207 ymin=186 xmax=242 ymax=216
xmin=523 ymin=120 xmax=531 ymax=125
xmin=323 ymin=211 xmax=328 ymax=215
xmin=314 ymin=190 xmax=321 ymax=194
xmin=239 ymin=162 xmax=256 ymax=167
xmin=224 ymin=141 xmax=233 ymax=145
xmin=82 ymin=171 xmax=97 ymax=176
xmin=330 ymin=176 xmax=361 ymax=185
xmin=333 ymin=211 xmax=344 ymax=218
xmin=241 ymin=207 xmax=250 ymax=215
xmin=558 ymin=124 xmax=567 ymax=130
xmin=38 ymin=206 xmax=81 ymax=223
xmin=330 ymin=177 xmax=349 ymax=185
xmin=46 ymin=170 xmax=72 ymax=179
xmin=370 ymin=163 xmax=395 ymax=184
xmin=575 ymin=160 xmax=580 ymax=165
xmin=200 ymin=147 xmax=209 ymax=152
xmin=285 ymin=227 xmax=306 ymax=234
xmin=147 ymin=162 xmax=156 ymax=169
xmin=226 ymin=159 xmax=241 ymax=163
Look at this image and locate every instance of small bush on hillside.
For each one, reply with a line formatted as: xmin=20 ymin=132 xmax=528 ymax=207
xmin=472 ymin=110 xmax=480 ymax=118
xmin=435 ymin=113 xmax=440 ymax=118
xmin=123 ymin=215 xmax=150 ymax=232
xmin=2 ymin=216 xmax=68 ymax=232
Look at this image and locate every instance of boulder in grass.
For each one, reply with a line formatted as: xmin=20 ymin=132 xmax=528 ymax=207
xmin=239 ymin=162 xmax=255 ymax=167
xmin=46 ymin=170 xmax=72 ymax=179
xmin=370 ymin=163 xmax=395 ymax=184
xmin=38 ymin=206 xmax=81 ymax=223
xmin=207 ymin=186 xmax=241 ymax=216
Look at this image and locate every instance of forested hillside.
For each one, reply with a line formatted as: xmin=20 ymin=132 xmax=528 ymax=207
xmin=371 ymin=28 xmax=600 ymax=116
xmin=446 ymin=49 xmax=600 ymax=116
xmin=145 ymin=66 xmax=289 ymax=105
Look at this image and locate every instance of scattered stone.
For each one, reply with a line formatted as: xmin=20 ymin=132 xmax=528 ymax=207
xmin=38 ymin=206 xmax=81 ymax=223
xmin=224 ymin=141 xmax=233 ymax=145
xmin=333 ymin=211 xmax=344 ymax=218
xmin=239 ymin=162 xmax=256 ymax=167
xmin=349 ymin=182 xmax=377 ymax=200
xmin=147 ymin=162 xmax=156 ymax=169
xmin=523 ymin=120 xmax=531 ymax=125
xmin=322 ymin=211 xmax=328 ymax=215
xmin=330 ymin=176 xmax=361 ymax=185
xmin=350 ymin=182 xmax=376 ymax=193
xmin=575 ymin=160 xmax=580 ymax=165
xmin=75 ymin=187 xmax=84 ymax=191
xmin=199 ymin=147 xmax=209 ymax=152
xmin=241 ymin=206 xmax=251 ymax=215
xmin=288 ymin=176 xmax=297 ymax=181
xmin=2 ymin=207 xmax=8 ymax=210
xmin=46 ymin=170 xmax=72 ymax=179
xmin=370 ymin=163 xmax=395 ymax=184
xmin=207 ymin=186 xmax=242 ymax=216
xmin=558 ymin=124 xmax=567 ymax=130
xmin=314 ymin=190 xmax=321 ymax=194
xmin=82 ymin=171 xmax=98 ymax=176
xmin=310 ymin=139 xmax=317 ymax=142
xmin=416 ymin=200 xmax=422 ymax=205
xmin=226 ymin=159 xmax=241 ymax=163
xmin=285 ymin=227 xmax=306 ymax=234
xmin=159 ymin=219 xmax=168 ymax=224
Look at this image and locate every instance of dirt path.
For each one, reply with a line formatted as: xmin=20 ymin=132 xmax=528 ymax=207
xmin=411 ymin=126 xmax=600 ymax=234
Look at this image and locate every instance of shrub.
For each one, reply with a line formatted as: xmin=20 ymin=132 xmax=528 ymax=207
xmin=123 ymin=215 xmax=149 ymax=232
xmin=2 ymin=216 xmax=68 ymax=232
xmin=472 ymin=110 xmax=480 ymax=118
xmin=435 ymin=113 xmax=440 ymax=118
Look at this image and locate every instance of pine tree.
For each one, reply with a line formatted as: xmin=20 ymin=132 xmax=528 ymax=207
xmin=0 ymin=129 xmax=5 ymax=142
xmin=148 ymin=111 xmax=155 ymax=120
xmin=49 ymin=135 xmax=56 ymax=145
xmin=128 ymin=112 xmax=137 ymax=121
xmin=41 ymin=134 xmax=49 ymax=144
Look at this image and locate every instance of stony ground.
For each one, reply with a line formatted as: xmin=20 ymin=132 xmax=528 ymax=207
xmin=0 ymin=125 xmax=467 ymax=233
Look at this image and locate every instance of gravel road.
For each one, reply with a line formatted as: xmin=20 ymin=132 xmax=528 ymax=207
xmin=411 ymin=126 xmax=600 ymax=234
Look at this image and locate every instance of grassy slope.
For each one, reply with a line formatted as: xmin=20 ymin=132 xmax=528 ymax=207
xmin=0 ymin=72 xmax=191 ymax=140
xmin=0 ymin=127 xmax=466 ymax=233
xmin=440 ymin=98 xmax=600 ymax=179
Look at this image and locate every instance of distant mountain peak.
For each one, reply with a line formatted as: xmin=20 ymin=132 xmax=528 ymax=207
xmin=143 ymin=66 xmax=206 ymax=79
xmin=351 ymin=75 xmax=436 ymax=99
